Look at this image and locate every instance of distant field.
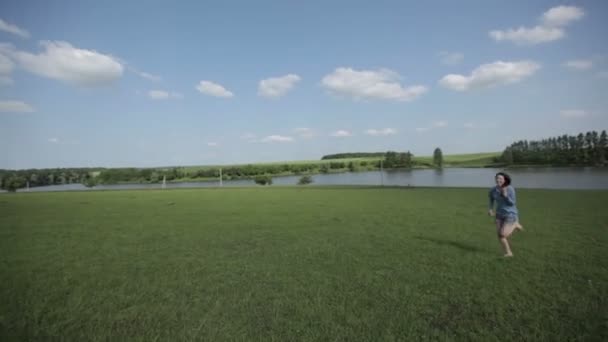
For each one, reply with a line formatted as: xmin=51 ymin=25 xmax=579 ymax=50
xmin=182 ymin=152 xmax=502 ymax=172
xmin=1 ymin=187 xmax=606 ymax=340
xmin=414 ymin=152 xmax=501 ymax=167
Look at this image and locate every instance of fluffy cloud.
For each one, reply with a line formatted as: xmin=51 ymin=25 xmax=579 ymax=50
xmin=0 ymin=100 xmax=34 ymax=112
xmin=48 ymin=138 xmax=59 ymax=143
xmin=432 ymin=121 xmax=448 ymax=128
xmin=261 ymin=135 xmax=294 ymax=143
xmin=207 ymin=142 xmax=219 ymax=147
xmin=489 ymin=26 xmax=564 ymax=45
xmin=0 ymin=19 xmax=30 ymax=39
xmin=147 ymin=90 xmax=183 ymax=100
xmin=438 ymin=51 xmax=464 ymax=65
xmin=439 ymin=61 xmax=540 ymax=91
xmin=560 ymin=109 xmax=588 ymax=118
xmin=563 ymin=59 xmax=593 ymax=70
xmin=196 ymin=80 xmax=234 ymax=98
xmin=489 ymin=6 xmax=584 ymax=45
xmin=258 ymin=74 xmax=301 ymax=98
xmin=364 ymin=128 xmax=397 ymax=136
xmin=4 ymin=41 xmax=124 ymax=86
xmin=321 ymin=67 xmax=427 ymax=102
xmin=330 ymin=130 xmax=353 ymax=137
xmin=541 ymin=6 xmax=585 ymax=27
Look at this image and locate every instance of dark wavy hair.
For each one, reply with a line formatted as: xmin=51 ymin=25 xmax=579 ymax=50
xmin=495 ymin=172 xmax=512 ymax=186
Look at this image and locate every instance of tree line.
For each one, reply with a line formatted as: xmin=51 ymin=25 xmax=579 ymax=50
xmin=1 ymin=149 xmax=427 ymax=191
xmin=321 ymin=152 xmax=386 ymax=160
xmin=496 ymin=130 xmax=607 ymax=166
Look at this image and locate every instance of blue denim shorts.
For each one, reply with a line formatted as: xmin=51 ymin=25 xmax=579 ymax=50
xmin=496 ymin=214 xmax=518 ymax=224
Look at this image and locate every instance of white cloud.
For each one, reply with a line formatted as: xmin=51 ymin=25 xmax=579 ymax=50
xmin=0 ymin=53 xmax=14 ymax=85
xmin=432 ymin=121 xmax=448 ymax=128
xmin=330 ymin=130 xmax=353 ymax=137
xmin=5 ymin=41 xmax=123 ymax=86
xmin=489 ymin=6 xmax=584 ymax=45
xmin=489 ymin=26 xmax=564 ymax=45
xmin=196 ymin=80 xmax=234 ymax=98
xmin=261 ymin=135 xmax=294 ymax=143
xmin=563 ymin=59 xmax=593 ymax=70
xmin=541 ymin=6 xmax=585 ymax=27
xmin=321 ymin=67 xmax=427 ymax=102
xmin=415 ymin=127 xmax=430 ymax=133
xmin=129 ymin=67 xmax=161 ymax=82
xmin=438 ymin=51 xmax=464 ymax=65
xmin=258 ymin=74 xmax=301 ymax=98
xmin=48 ymin=138 xmax=59 ymax=143
xmin=147 ymin=90 xmax=183 ymax=100
xmin=365 ymin=128 xmax=397 ymax=136
xmin=0 ymin=100 xmax=34 ymax=112
xmin=0 ymin=19 xmax=30 ymax=39
xmin=439 ymin=60 xmax=540 ymax=91
xmin=0 ymin=53 xmax=13 ymax=74
xmin=560 ymin=109 xmax=588 ymax=118
xmin=294 ymin=127 xmax=315 ymax=139
xmin=463 ymin=122 xmax=475 ymax=128
xmin=207 ymin=142 xmax=219 ymax=147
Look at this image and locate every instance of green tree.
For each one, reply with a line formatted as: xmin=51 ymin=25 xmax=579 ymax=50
xmin=297 ymin=175 xmax=313 ymax=185
xmin=599 ymin=130 xmax=607 ymax=165
xmin=4 ymin=175 xmax=26 ymax=192
xmin=254 ymin=175 xmax=273 ymax=186
xmin=503 ymin=148 xmax=514 ymax=165
xmin=384 ymin=151 xmax=398 ymax=168
xmin=83 ymin=174 xmax=98 ymax=188
xmin=433 ymin=148 xmax=443 ymax=168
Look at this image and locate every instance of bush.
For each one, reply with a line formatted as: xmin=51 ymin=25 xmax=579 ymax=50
xmin=297 ymin=175 xmax=313 ymax=185
xmin=254 ymin=175 xmax=273 ymax=186
xmin=4 ymin=176 xmax=26 ymax=192
xmin=83 ymin=175 xmax=98 ymax=188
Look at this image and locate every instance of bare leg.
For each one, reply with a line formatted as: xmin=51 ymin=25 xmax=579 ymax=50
xmin=502 ymin=222 xmax=517 ymax=238
xmin=496 ymin=220 xmax=515 ymax=257
xmin=500 ymin=237 xmax=513 ymax=257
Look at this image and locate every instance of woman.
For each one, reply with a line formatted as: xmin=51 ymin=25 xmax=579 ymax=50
xmin=488 ymin=172 xmax=523 ymax=257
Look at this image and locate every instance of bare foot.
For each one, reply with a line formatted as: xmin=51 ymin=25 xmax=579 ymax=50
xmin=516 ymin=223 xmax=524 ymax=231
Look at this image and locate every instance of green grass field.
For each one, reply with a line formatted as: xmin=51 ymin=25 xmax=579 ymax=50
xmin=1 ymin=187 xmax=606 ymax=341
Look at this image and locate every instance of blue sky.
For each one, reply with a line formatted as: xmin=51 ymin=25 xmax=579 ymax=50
xmin=1 ymin=0 xmax=607 ymax=169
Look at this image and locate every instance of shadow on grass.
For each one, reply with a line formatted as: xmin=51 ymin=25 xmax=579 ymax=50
xmin=413 ymin=236 xmax=485 ymax=253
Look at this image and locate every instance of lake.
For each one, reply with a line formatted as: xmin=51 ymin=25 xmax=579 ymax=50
xmin=10 ymin=167 xmax=608 ymax=193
